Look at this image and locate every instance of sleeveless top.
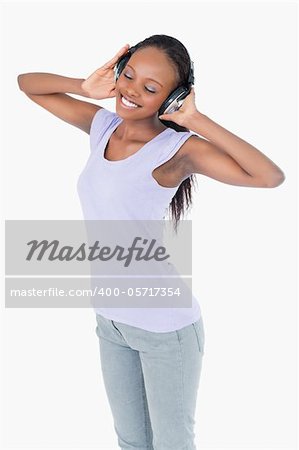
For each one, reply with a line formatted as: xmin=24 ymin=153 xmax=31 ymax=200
xmin=77 ymin=107 xmax=202 ymax=332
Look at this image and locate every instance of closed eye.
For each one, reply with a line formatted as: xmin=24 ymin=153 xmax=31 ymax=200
xmin=123 ymin=73 xmax=156 ymax=93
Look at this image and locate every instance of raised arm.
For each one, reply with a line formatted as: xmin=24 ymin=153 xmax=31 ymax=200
xmin=17 ymin=73 xmax=102 ymax=134
xmin=159 ymin=88 xmax=286 ymax=188
xmin=17 ymin=44 xmax=130 ymax=134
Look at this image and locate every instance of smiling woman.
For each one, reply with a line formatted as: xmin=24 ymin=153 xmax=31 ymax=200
xmin=104 ymin=37 xmax=201 ymax=232
xmin=17 ymin=32 xmax=285 ymax=450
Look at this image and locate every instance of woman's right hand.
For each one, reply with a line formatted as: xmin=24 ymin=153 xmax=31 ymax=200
xmin=81 ymin=44 xmax=130 ymax=100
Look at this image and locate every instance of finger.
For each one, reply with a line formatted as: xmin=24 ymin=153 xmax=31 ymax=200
xmin=103 ymin=44 xmax=130 ymax=69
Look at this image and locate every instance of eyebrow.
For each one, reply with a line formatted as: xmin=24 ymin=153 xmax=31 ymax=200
xmin=126 ymin=64 xmax=163 ymax=87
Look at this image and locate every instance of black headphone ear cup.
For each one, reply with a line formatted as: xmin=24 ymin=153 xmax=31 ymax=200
xmin=158 ymin=86 xmax=190 ymax=116
xmin=159 ymin=59 xmax=194 ymax=116
xmin=114 ymin=45 xmax=137 ymax=82
xmin=114 ymin=53 xmax=130 ymax=82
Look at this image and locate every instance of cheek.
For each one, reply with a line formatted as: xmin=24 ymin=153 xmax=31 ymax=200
xmin=146 ymin=93 xmax=167 ymax=108
xmin=146 ymin=96 xmax=160 ymax=106
xmin=115 ymin=79 xmax=123 ymax=91
xmin=116 ymin=78 xmax=127 ymax=91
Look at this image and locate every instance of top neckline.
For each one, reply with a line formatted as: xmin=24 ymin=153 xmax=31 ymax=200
xmin=100 ymin=117 xmax=172 ymax=165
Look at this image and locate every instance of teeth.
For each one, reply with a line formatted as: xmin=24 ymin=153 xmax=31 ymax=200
xmin=121 ymin=95 xmax=139 ymax=108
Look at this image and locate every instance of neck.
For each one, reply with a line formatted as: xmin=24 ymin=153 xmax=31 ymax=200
xmin=116 ymin=116 xmax=167 ymax=141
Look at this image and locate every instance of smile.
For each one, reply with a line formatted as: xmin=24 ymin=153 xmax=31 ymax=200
xmin=120 ymin=94 xmax=141 ymax=108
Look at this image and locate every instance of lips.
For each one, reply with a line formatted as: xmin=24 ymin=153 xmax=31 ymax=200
xmin=120 ymin=93 xmax=142 ymax=107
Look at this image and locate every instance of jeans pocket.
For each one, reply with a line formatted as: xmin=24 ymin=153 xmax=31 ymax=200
xmin=192 ymin=317 xmax=205 ymax=355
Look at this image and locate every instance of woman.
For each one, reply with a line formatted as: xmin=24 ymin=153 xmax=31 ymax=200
xmin=18 ymin=34 xmax=285 ymax=450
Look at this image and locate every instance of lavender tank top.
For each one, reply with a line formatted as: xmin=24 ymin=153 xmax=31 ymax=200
xmin=77 ymin=107 xmax=201 ymax=332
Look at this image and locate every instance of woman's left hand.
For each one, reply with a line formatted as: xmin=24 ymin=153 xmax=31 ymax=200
xmin=158 ymin=87 xmax=199 ymax=127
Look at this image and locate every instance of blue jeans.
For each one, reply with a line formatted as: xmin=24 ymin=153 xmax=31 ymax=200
xmin=95 ymin=314 xmax=205 ymax=450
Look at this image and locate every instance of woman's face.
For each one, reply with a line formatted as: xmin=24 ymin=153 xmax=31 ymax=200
xmin=115 ymin=47 xmax=178 ymax=118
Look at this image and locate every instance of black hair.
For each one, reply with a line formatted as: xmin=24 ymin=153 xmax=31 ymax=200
xmin=133 ymin=34 xmax=198 ymax=233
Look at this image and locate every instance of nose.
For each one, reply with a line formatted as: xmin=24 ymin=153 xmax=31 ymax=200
xmin=125 ymin=88 xmax=140 ymax=102
xmin=123 ymin=80 xmax=140 ymax=101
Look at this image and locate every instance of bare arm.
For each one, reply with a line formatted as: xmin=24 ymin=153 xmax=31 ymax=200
xmin=17 ymin=44 xmax=130 ymax=134
xmin=17 ymin=73 xmax=102 ymax=134
xmin=159 ymin=87 xmax=285 ymax=187
xmin=185 ymin=111 xmax=285 ymax=187
xmin=17 ymin=73 xmax=88 ymax=96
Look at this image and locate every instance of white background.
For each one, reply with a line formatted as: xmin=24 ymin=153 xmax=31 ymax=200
xmin=1 ymin=1 xmax=297 ymax=449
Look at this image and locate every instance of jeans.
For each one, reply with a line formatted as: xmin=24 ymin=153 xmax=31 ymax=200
xmin=95 ymin=314 xmax=205 ymax=450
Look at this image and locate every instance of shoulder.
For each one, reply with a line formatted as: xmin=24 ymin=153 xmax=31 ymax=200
xmin=178 ymin=133 xmax=210 ymax=158
xmin=166 ymin=132 xmax=207 ymax=160
xmin=91 ymin=106 xmax=115 ymax=121
xmin=167 ymin=133 xmax=210 ymax=176
xmin=90 ymin=107 xmax=120 ymax=135
xmin=177 ymin=134 xmax=208 ymax=155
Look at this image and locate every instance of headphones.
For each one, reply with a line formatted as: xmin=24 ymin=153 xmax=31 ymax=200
xmin=114 ymin=45 xmax=195 ymax=116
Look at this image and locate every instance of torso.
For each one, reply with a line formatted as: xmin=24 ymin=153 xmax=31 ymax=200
xmin=104 ymin=128 xmax=193 ymax=188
